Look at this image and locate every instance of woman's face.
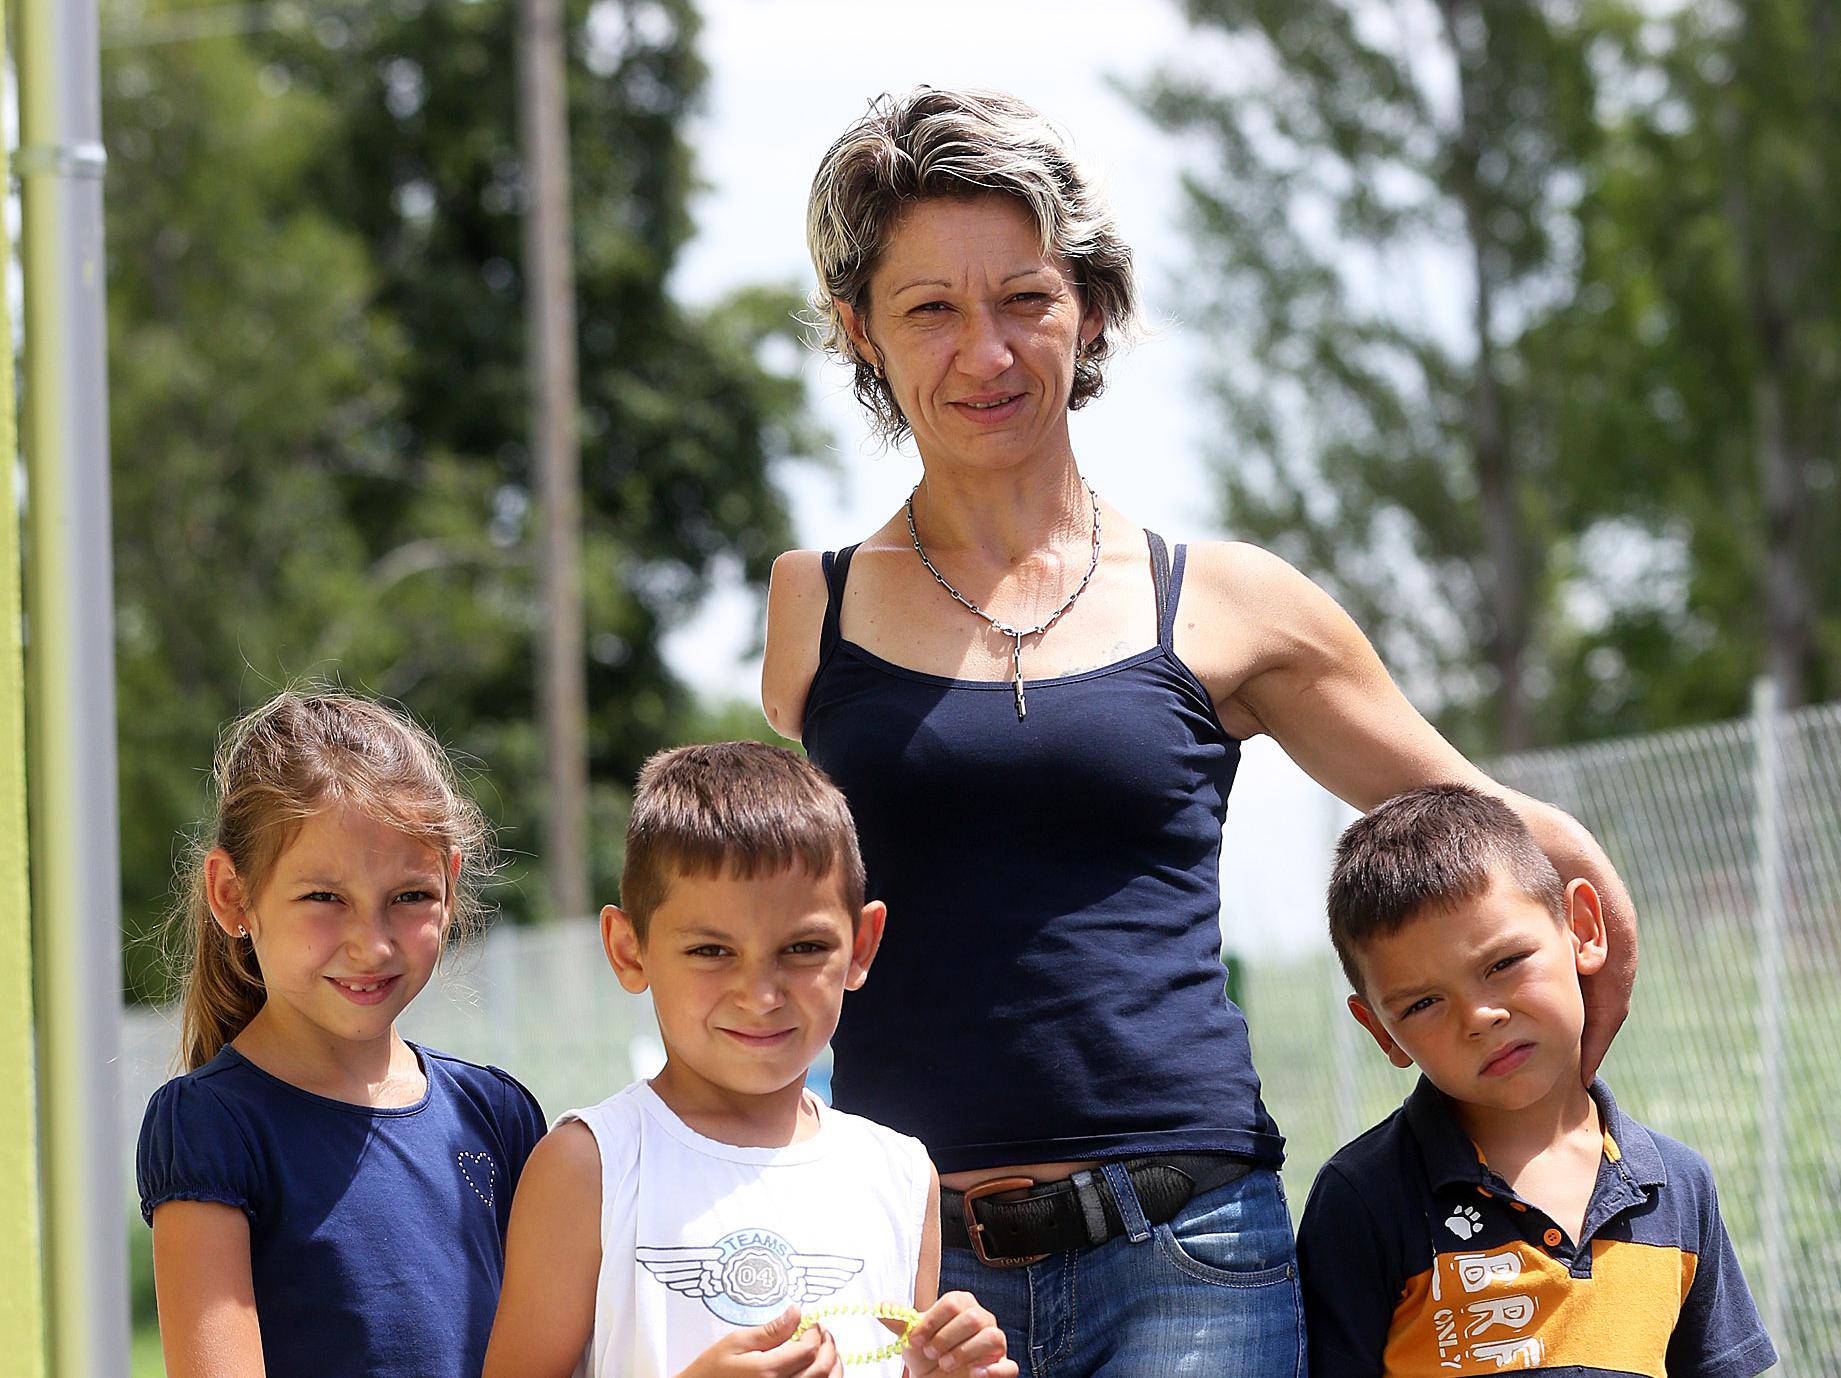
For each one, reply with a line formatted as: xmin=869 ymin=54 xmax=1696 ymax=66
xmin=845 ymin=194 xmax=1098 ymax=471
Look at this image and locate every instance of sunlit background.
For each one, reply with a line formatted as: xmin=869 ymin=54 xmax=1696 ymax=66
xmin=13 ymin=0 xmax=1838 ymax=1372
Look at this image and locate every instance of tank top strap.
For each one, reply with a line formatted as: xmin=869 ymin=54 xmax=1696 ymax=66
xmin=1163 ymin=541 xmax=1190 ymax=650
xmin=1145 ymin=531 xmax=1176 ymax=650
xmin=818 ymin=544 xmax=860 ymax=661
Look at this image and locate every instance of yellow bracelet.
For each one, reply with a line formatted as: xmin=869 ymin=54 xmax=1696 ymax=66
xmin=791 ymin=1301 xmax=922 ymax=1366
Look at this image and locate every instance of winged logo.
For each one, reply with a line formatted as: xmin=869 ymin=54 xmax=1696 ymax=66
xmin=637 ymin=1229 xmax=866 ymax=1325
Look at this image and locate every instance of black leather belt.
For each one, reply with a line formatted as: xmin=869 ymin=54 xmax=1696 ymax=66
xmin=940 ymin=1154 xmax=1255 ymax=1267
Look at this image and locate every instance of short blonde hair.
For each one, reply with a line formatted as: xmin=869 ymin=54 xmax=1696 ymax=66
xmin=806 ymin=87 xmax=1139 ymax=444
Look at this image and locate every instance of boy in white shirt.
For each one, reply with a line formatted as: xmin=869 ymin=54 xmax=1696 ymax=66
xmin=485 ymin=742 xmax=1015 ymax=1378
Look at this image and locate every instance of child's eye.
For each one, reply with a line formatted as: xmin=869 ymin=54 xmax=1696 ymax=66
xmin=1400 ymin=996 xmax=1436 ymax=1018
xmin=301 ymin=890 xmax=340 ymax=904
xmin=686 ymin=945 xmax=729 ymax=959
xmin=1489 ymin=953 xmax=1530 ymax=976
xmin=394 ymin=889 xmax=438 ymax=905
xmin=783 ymin=941 xmax=829 ymax=956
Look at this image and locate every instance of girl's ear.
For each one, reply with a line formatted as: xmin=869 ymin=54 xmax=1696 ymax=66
xmin=203 ymin=848 xmax=250 ymax=938
xmin=602 ymin=905 xmax=650 ymax=995
xmin=1566 ymin=878 xmax=1608 ymax=977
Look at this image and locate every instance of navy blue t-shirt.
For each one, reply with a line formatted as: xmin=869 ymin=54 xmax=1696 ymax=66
xmin=137 ymin=1042 xmax=546 ymax=1378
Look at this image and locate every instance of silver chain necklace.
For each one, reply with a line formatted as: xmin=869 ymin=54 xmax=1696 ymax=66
xmin=904 ymin=480 xmax=1101 ymax=722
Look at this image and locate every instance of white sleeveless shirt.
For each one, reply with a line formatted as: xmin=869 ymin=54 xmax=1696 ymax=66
xmin=562 ymin=1081 xmax=933 ymax=1378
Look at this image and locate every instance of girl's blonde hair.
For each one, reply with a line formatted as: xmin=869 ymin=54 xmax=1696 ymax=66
xmin=169 ymin=688 xmax=492 ymax=1071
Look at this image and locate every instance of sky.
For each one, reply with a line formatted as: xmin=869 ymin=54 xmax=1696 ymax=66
xmin=657 ymin=0 xmax=1353 ymax=955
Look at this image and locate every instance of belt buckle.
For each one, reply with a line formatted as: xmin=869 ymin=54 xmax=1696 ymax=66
xmin=961 ymin=1176 xmax=1049 ymax=1268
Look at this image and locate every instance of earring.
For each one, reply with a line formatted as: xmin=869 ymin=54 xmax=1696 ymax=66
xmin=236 ymin=925 xmax=247 ymax=938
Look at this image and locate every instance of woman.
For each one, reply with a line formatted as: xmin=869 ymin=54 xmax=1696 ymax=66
xmin=762 ymin=88 xmax=1635 ymax=1376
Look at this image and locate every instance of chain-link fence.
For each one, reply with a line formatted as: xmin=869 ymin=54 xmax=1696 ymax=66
xmin=1248 ymin=688 xmax=1840 ymax=1376
xmin=120 ymin=691 xmax=1839 ymax=1373
xmin=120 ymin=920 xmax=655 ymax=1177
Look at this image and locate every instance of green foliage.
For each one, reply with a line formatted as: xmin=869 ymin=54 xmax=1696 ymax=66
xmin=1139 ymin=0 xmax=1840 ymax=748
xmin=1526 ymin=0 xmax=1841 ymax=731
xmin=104 ymin=0 xmax=821 ymax=998
xmin=1137 ymin=0 xmax=1600 ymax=753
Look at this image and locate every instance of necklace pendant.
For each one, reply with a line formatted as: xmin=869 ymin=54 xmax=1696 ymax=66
xmin=1011 ymin=630 xmax=1027 ymax=721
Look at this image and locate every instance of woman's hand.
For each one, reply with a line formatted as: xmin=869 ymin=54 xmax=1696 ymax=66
xmin=676 ymin=1307 xmax=842 ymax=1378
xmin=899 ymin=1292 xmax=1017 ymax=1378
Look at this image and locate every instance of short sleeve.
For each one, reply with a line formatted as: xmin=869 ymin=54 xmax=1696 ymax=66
xmin=136 ymin=1076 xmax=262 ymax=1226
xmin=1297 ymin=1164 xmax=1395 ymax=1378
xmin=487 ymin=1065 xmax=547 ymax=1196
xmin=1666 ymin=1177 xmax=1778 ymax=1378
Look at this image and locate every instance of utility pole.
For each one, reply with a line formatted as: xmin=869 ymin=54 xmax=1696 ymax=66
xmin=517 ymin=0 xmax=590 ymax=920
xmin=16 ymin=0 xmax=130 ymax=1372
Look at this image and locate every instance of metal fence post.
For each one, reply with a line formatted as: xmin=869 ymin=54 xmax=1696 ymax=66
xmin=16 ymin=0 xmax=130 ymax=1372
xmin=1750 ymin=677 xmax=1785 ymax=1351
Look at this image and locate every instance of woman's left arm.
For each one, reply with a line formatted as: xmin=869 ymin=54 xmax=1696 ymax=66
xmin=1185 ymin=542 xmax=1637 ymax=1078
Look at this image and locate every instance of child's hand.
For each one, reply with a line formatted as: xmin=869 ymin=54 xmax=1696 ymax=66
xmin=899 ymin=1292 xmax=1016 ymax=1378
xmin=676 ymin=1305 xmax=842 ymax=1378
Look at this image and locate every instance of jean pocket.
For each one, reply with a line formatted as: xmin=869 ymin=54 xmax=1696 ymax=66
xmin=1154 ymin=1221 xmax=1297 ymax=1287
xmin=1151 ymin=1172 xmax=1299 ymax=1288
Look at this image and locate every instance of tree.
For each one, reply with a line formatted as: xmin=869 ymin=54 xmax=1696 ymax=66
xmin=1528 ymin=0 xmax=1840 ymax=729
xmin=1137 ymin=0 xmax=1600 ymax=752
xmin=105 ymin=21 xmax=412 ymax=998
xmin=104 ymin=0 xmax=820 ymax=995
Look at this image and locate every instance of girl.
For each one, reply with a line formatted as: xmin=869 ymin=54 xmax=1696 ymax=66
xmin=137 ymin=689 xmax=546 ymax=1378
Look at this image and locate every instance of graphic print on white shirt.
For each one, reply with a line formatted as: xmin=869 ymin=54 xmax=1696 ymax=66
xmin=559 ymin=1080 xmax=933 ymax=1378
xmin=637 ymin=1230 xmax=864 ymax=1324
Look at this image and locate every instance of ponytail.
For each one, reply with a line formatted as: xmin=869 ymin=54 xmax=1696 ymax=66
xmin=174 ymin=853 xmax=268 ymax=1071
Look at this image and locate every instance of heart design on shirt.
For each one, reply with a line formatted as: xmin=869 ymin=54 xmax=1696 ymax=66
xmin=458 ymin=1152 xmax=497 ymax=1208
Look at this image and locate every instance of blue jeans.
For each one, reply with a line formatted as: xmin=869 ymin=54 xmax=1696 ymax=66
xmin=940 ymin=1165 xmax=1305 ymax=1377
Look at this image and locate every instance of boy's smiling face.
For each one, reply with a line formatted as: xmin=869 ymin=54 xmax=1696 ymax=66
xmin=1348 ymin=867 xmax=1607 ymax=1114
xmin=604 ymin=865 xmax=885 ymax=1116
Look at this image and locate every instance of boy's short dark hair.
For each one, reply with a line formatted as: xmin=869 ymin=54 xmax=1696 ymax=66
xmin=1328 ymin=784 xmax=1565 ymax=995
xmin=620 ymin=741 xmax=866 ymax=939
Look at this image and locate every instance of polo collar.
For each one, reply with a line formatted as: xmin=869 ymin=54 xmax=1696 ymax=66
xmin=1404 ymin=1074 xmax=1668 ymax=1192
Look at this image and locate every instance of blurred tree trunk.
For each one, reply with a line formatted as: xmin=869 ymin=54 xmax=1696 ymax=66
xmin=1442 ymin=0 xmax=1530 ymax=748
xmin=516 ymin=0 xmax=589 ymax=918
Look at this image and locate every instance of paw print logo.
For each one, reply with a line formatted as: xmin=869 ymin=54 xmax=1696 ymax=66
xmin=1444 ymin=1203 xmax=1484 ymax=1240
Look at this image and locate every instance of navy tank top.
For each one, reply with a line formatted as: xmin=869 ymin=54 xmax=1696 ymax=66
xmin=803 ymin=532 xmax=1284 ymax=1173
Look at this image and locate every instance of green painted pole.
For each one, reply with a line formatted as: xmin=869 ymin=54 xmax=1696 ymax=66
xmin=0 ymin=8 xmax=50 ymax=1374
xmin=17 ymin=0 xmax=130 ymax=1372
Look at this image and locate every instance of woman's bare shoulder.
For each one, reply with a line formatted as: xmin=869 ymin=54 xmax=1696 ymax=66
xmin=1179 ymin=539 xmax=1326 ymax=637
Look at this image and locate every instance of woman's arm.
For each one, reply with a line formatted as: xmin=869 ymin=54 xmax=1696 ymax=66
xmin=1185 ymin=542 xmax=1637 ymax=1076
xmin=150 ymin=1201 xmax=265 ymax=1378
xmin=761 ymin=550 xmax=829 ymax=742
xmin=482 ymin=1123 xmax=602 ymax=1378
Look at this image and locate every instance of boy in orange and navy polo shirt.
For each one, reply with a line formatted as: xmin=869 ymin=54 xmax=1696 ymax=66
xmin=1299 ymin=785 xmax=1775 ymax=1378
